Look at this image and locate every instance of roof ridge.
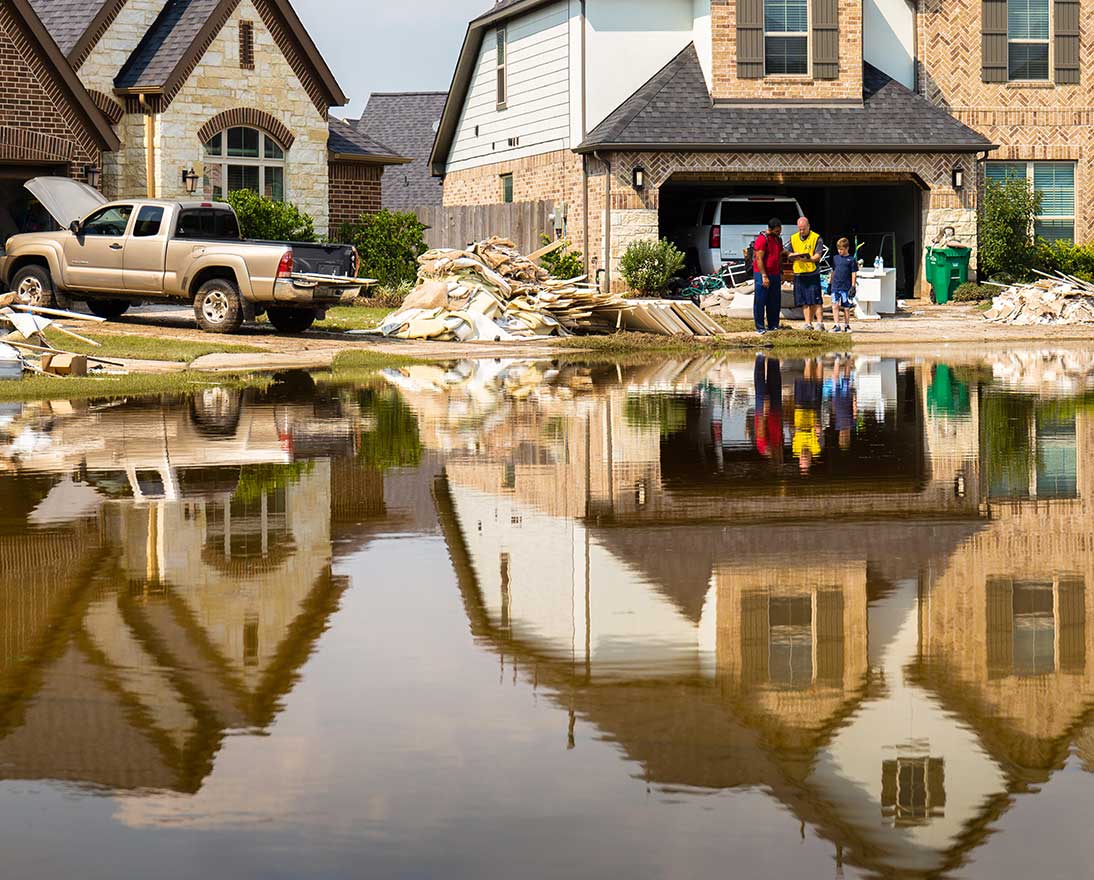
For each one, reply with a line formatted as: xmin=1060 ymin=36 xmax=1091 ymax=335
xmin=368 ymin=90 xmax=448 ymax=97
xmin=599 ymin=42 xmax=701 ymax=145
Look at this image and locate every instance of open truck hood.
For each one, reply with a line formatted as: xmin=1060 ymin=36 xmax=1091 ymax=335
xmin=24 ymin=177 xmax=108 ymax=230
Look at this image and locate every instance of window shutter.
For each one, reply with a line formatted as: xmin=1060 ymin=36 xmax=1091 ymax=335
xmin=812 ymin=0 xmax=839 ymax=79
xmin=1054 ymin=0 xmax=1080 ymax=84
xmin=737 ymin=0 xmax=765 ymax=79
xmin=985 ymin=578 xmax=1014 ymax=677
xmin=982 ymin=0 xmax=1008 ymax=82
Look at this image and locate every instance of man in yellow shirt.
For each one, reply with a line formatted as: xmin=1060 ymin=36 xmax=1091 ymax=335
xmin=789 ymin=217 xmax=826 ymax=331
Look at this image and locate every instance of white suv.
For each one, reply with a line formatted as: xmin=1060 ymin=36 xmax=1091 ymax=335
xmin=672 ymin=196 xmax=804 ymax=276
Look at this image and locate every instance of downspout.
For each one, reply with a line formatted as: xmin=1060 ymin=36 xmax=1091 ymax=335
xmin=594 ymin=150 xmax=610 ymax=293
xmin=580 ymin=0 xmax=590 ymax=272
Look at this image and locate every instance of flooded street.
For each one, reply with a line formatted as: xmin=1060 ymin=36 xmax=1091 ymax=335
xmin=2 ymin=349 xmax=1094 ymax=879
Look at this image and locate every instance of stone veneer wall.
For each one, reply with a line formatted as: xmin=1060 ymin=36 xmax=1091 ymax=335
xmin=917 ymin=0 xmax=1094 ymax=242
xmin=710 ymin=0 xmax=863 ymax=102
xmin=0 ymin=3 xmax=101 ymax=181
xmin=329 ymin=162 xmax=382 ymax=231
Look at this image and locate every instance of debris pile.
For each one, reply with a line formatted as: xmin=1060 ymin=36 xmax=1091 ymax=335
xmin=0 ymin=294 xmax=120 ymax=379
xmin=984 ymin=273 xmax=1094 ymax=325
xmin=368 ymin=237 xmax=723 ymax=342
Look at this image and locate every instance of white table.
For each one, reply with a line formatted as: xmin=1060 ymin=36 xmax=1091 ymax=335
xmin=855 ymin=268 xmax=897 ymax=320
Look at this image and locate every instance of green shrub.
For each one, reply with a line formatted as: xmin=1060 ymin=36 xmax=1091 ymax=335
xmin=340 ymin=210 xmax=428 ymax=288
xmin=979 ymin=177 xmax=1041 ymax=282
xmin=619 ymin=238 xmax=685 ymax=295
xmin=537 ymin=234 xmax=585 ymax=279
xmin=952 ymin=282 xmax=996 ymax=302
xmin=227 ymin=190 xmax=316 ymax=242
xmin=1036 ymin=239 xmax=1094 ymax=282
xmin=365 ymin=281 xmax=412 ymax=309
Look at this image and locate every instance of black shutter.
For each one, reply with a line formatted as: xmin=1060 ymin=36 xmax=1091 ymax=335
xmin=986 ymin=577 xmax=1014 ymax=677
xmin=1058 ymin=576 xmax=1085 ymax=673
xmin=812 ymin=0 xmax=839 ymax=79
xmin=982 ymin=0 xmax=1009 ymax=82
xmin=1055 ymin=0 xmax=1080 ymax=84
xmin=738 ymin=0 xmax=765 ymax=79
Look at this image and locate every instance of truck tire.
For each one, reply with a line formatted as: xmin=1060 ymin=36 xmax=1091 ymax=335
xmin=266 ymin=306 xmax=317 ymax=334
xmin=11 ymin=264 xmax=55 ymax=308
xmin=86 ymin=299 xmax=130 ymax=320
xmin=193 ymin=278 xmax=245 ymax=333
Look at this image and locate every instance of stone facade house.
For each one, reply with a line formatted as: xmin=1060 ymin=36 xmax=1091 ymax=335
xmin=14 ymin=0 xmax=405 ymax=237
xmin=431 ymin=0 xmax=1084 ymax=293
xmin=0 ymin=0 xmax=119 ymax=238
xmin=358 ymin=91 xmax=447 ymax=210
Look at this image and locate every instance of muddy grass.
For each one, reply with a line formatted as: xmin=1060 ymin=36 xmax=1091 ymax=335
xmin=42 ymin=330 xmax=265 ymax=362
xmin=0 ymin=370 xmax=269 ymax=403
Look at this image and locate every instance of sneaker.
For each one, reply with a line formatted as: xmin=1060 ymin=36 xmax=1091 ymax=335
xmin=755 ymin=329 xmax=766 ymax=336
xmin=844 ymin=324 xmax=852 ymax=333
xmin=829 ymin=325 xmax=842 ymax=333
xmin=803 ymin=323 xmax=813 ymax=331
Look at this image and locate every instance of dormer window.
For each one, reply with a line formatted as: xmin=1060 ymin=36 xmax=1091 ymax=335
xmin=764 ymin=0 xmax=809 ymax=75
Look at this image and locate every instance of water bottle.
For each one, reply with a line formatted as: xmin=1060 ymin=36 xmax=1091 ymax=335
xmin=873 ymin=254 xmax=884 ymax=272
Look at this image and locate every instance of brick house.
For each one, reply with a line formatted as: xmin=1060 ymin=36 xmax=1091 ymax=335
xmin=8 ymin=0 xmax=405 ymax=237
xmin=0 ymin=0 xmax=119 ymax=239
xmin=431 ymin=0 xmax=1087 ymax=293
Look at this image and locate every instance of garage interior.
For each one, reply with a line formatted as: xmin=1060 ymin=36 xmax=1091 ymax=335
xmin=0 ymin=165 xmax=65 ymax=240
xmin=660 ymin=173 xmax=926 ymax=298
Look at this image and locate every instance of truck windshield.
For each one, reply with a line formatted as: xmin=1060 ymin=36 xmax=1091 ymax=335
xmin=175 ymin=208 xmax=241 ymax=240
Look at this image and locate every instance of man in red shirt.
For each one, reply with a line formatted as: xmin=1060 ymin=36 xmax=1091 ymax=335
xmin=752 ymin=218 xmax=784 ymax=334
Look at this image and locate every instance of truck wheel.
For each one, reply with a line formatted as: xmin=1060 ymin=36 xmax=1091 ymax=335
xmin=86 ymin=299 xmax=130 ymax=320
xmin=266 ymin=307 xmax=317 ymax=334
xmin=194 ymin=278 xmax=244 ymax=333
xmin=11 ymin=265 xmax=55 ymax=308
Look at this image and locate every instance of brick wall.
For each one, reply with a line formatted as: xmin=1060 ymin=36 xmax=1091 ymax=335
xmin=329 ymin=162 xmax=382 ymax=231
xmin=0 ymin=4 xmax=101 ymax=180
xmin=710 ymin=0 xmax=863 ymax=102
xmin=918 ymin=0 xmax=1094 ymax=241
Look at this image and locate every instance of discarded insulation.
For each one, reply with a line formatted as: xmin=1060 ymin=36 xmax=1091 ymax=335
xmin=0 ymin=294 xmax=119 ymax=379
xmin=984 ymin=273 xmax=1094 ymax=326
xmin=369 ymin=237 xmax=723 ymax=342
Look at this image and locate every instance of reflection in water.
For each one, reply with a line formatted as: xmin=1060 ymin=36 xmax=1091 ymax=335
xmin=0 ymin=352 xmax=1093 ymax=877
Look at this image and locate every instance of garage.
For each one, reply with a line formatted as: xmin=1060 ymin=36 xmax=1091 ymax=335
xmin=0 ymin=164 xmax=69 ymax=239
xmin=660 ymin=173 xmax=926 ymax=298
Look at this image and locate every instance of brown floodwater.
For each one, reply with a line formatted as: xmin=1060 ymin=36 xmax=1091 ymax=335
xmin=1 ymin=349 xmax=1093 ymax=879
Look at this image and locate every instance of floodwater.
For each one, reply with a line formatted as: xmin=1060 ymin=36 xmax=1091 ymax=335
xmin=1 ymin=349 xmax=1093 ymax=879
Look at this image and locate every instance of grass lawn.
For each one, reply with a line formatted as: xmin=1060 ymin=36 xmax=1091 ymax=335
xmin=41 ymin=331 xmax=264 ymax=362
xmin=330 ymin=349 xmax=423 ymax=371
xmin=0 ymin=371 xmax=269 ymax=403
xmin=314 ymin=305 xmax=394 ymax=332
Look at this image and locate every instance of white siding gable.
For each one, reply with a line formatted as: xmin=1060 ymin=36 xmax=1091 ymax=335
xmin=447 ymin=1 xmax=571 ymax=172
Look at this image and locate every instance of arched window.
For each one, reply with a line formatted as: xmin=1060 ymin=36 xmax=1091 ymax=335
xmin=203 ymin=126 xmax=285 ymax=201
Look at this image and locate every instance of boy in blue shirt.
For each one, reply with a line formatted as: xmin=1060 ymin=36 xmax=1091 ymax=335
xmin=829 ymin=237 xmax=857 ymax=333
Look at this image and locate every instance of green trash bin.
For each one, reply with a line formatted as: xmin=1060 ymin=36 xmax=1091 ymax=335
xmin=925 ymin=246 xmax=972 ymax=303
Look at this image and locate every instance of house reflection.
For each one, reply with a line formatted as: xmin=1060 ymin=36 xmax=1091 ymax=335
xmin=424 ymin=355 xmax=1094 ymax=879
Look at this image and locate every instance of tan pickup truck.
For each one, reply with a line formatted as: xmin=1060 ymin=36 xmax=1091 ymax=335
xmin=0 ymin=177 xmax=362 ymax=333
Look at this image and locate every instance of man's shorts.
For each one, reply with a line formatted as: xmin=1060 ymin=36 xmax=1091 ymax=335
xmin=831 ymin=288 xmax=855 ymax=308
xmin=794 ymin=274 xmax=823 ymax=307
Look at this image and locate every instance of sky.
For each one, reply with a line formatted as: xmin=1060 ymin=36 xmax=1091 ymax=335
xmin=294 ymin=0 xmax=492 ymax=119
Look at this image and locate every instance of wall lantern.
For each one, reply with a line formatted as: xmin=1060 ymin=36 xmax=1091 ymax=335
xmin=633 ymin=166 xmax=645 ymax=190
xmin=182 ymin=167 xmax=199 ymax=194
xmin=951 ymin=166 xmax=964 ymax=191
xmin=84 ymin=165 xmax=101 ymax=189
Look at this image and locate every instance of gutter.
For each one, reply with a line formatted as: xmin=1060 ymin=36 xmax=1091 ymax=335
xmin=574 ymin=141 xmax=999 ymax=154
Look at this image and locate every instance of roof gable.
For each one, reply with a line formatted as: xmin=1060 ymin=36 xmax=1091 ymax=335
xmin=580 ymin=44 xmax=994 ymax=153
xmin=113 ymin=0 xmax=346 ymax=112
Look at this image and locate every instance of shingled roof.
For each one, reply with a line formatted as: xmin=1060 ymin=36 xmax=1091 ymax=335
xmin=328 ymin=117 xmax=408 ymax=165
xmin=579 ymin=43 xmax=994 ymax=153
xmin=26 ymin=0 xmax=112 ymax=56
xmin=358 ymin=92 xmax=447 ymax=209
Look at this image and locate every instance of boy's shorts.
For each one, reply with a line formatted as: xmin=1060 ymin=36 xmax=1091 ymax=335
xmin=832 ymin=289 xmax=855 ymax=308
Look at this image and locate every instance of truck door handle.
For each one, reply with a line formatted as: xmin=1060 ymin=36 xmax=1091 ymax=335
xmin=109 ymin=243 xmax=123 ymax=250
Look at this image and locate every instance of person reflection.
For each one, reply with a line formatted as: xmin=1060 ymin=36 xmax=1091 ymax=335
xmin=753 ymin=354 xmax=784 ymax=466
xmin=793 ymin=358 xmax=825 ymax=474
xmin=828 ymin=355 xmax=857 ymax=451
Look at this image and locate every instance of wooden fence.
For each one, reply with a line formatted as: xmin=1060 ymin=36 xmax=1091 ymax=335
xmin=412 ymin=200 xmax=555 ymax=253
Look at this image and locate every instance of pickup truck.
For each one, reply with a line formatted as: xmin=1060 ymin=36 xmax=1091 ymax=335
xmin=0 ymin=177 xmax=362 ymax=333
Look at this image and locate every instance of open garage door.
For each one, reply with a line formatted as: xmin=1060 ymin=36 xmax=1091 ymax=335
xmin=0 ymin=164 xmax=68 ymax=240
xmin=661 ymin=173 xmax=926 ymax=298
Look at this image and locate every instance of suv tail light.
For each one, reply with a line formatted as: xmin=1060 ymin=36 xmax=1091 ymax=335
xmin=276 ymin=250 xmax=293 ymax=279
xmin=709 ymin=225 xmax=721 ymax=250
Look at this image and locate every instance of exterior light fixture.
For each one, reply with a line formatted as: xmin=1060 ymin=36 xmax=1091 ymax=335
xmin=84 ymin=165 xmax=101 ymax=189
xmin=633 ymin=166 xmax=645 ymax=190
xmin=182 ymin=167 xmax=199 ymax=194
xmin=951 ymin=166 xmax=964 ymax=191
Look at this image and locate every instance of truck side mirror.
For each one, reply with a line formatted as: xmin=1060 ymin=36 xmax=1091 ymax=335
xmin=69 ymin=220 xmax=81 ymax=235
